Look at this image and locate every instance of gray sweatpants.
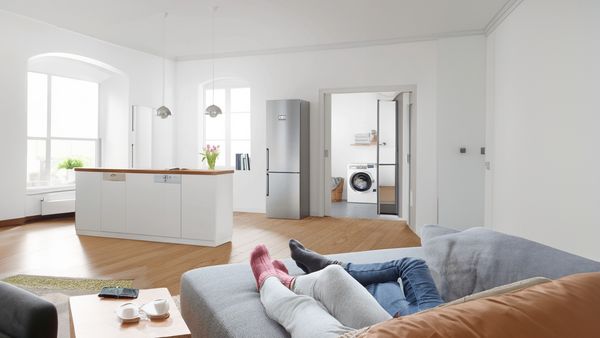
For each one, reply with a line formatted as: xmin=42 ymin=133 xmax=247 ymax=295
xmin=259 ymin=265 xmax=392 ymax=338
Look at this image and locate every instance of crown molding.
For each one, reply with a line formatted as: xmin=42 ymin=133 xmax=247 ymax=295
xmin=175 ymin=29 xmax=485 ymax=61
xmin=485 ymin=0 xmax=525 ymax=35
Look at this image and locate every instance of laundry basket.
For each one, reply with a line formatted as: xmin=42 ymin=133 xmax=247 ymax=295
xmin=331 ymin=177 xmax=344 ymax=202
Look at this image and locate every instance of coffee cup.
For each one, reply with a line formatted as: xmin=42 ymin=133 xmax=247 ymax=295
xmin=152 ymin=299 xmax=170 ymax=315
xmin=118 ymin=303 xmax=139 ymax=319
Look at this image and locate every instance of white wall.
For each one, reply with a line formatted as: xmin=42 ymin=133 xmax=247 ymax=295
xmin=437 ymin=37 xmax=487 ymax=229
xmin=0 ymin=9 xmax=175 ymax=221
xmin=486 ymin=0 xmax=600 ymax=260
xmin=175 ymin=36 xmax=487 ymax=230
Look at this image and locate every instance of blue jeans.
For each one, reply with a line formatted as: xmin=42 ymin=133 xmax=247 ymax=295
xmin=344 ymin=258 xmax=444 ymax=316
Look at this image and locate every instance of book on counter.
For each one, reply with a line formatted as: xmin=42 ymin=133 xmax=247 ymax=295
xmin=235 ymin=153 xmax=251 ymax=171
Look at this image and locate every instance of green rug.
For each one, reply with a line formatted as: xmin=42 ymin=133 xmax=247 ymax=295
xmin=2 ymin=274 xmax=133 ymax=291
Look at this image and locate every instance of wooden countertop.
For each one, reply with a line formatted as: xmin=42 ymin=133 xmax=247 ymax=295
xmin=74 ymin=167 xmax=234 ymax=175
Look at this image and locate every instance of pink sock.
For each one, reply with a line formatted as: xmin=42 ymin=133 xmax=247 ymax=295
xmin=250 ymin=244 xmax=279 ymax=290
xmin=272 ymin=259 xmax=288 ymax=273
xmin=250 ymin=245 xmax=296 ymax=290
xmin=272 ymin=259 xmax=295 ymax=289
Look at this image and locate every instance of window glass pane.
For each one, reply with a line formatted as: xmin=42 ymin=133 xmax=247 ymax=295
xmin=204 ymin=140 xmax=226 ymax=167
xmin=231 ymin=87 xmax=250 ymax=112
xmin=51 ymin=76 xmax=99 ymax=138
xmin=27 ymin=72 xmax=48 ymax=137
xmin=231 ymin=113 xmax=251 ymax=140
xmin=50 ymin=139 xmax=96 ymax=185
xmin=205 ymin=89 xmax=226 ymax=109
xmin=231 ymin=140 xmax=251 ymax=166
xmin=205 ymin=111 xmax=226 ymax=140
xmin=27 ymin=139 xmax=48 ymax=187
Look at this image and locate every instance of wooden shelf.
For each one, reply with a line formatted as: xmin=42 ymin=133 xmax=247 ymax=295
xmin=350 ymin=142 xmax=386 ymax=146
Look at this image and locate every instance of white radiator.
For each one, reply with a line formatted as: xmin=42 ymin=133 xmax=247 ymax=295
xmin=41 ymin=191 xmax=76 ymax=215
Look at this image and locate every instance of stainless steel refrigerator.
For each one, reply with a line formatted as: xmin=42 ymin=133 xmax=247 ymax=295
xmin=266 ymin=100 xmax=310 ymax=219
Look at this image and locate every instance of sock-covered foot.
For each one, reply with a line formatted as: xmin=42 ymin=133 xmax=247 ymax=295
xmin=272 ymin=259 xmax=288 ymax=274
xmin=250 ymin=246 xmax=296 ymax=290
xmin=289 ymin=239 xmax=335 ymax=274
xmin=250 ymin=244 xmax=279 ymax=290
xmin=272 ymin=259 xmax=295 ymax=289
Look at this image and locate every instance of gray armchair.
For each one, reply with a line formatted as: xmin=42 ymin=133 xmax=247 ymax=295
xmin=0 ymin=282 xmax=57 ymax=338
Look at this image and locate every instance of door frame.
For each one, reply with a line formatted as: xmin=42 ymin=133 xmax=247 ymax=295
xmin=320 ymin=85 xmax=418 ymax=229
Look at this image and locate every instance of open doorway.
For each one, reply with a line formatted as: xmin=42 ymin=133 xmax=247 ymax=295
xmin=322 ymin=86 xmax=416 ymax=227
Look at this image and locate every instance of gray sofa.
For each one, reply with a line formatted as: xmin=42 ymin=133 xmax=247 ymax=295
xmin=0 ymin=281 xmax=58 ymax=338
xmin=181 ymin=225 xmax=600 ymax=338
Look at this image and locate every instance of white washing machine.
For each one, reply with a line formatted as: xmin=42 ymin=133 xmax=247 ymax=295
xmin=347 ymin=163 xmax=377 ymax=204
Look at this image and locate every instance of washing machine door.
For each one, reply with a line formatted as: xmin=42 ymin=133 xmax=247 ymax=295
xmin=350 ymin=172 xmax=373 ymax=192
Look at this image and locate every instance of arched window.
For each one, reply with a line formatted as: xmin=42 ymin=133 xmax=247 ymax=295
xmin=27 ymin=72 xmax=100 ymax=187
xmin=27 ymin=53 xmax=128 ymax=189
xmin=201 ymin=80 xmax=251 ymax=169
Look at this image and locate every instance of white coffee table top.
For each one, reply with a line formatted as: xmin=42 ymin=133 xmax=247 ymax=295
xmin=69 ymin=288 xmax=190 ymax=338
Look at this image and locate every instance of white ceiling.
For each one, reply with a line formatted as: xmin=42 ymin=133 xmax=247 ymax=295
xmin=0 ymin=0 xmax=511 ymax=60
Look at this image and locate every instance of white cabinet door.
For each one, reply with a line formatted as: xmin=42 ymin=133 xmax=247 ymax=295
xmin=181 ymin=174 xmax=233 ymax=243
xmin=75 ymin=172 xmax=102 ymax=231
xmin=101 ymin=173 xmax=127 ymax=233
xmin=126 ymin=174 xmax=181 ymax=238
xmin=181 ymin=175 xmax=216 ymax=241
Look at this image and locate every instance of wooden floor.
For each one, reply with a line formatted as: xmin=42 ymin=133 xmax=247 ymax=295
xmin=0 ymin=213 xmax=420 ymax=294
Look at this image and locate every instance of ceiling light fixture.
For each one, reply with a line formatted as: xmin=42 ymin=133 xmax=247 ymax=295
xmin=157 ymin=11 xmax=172 ymax=119
xmin=205 ymin=6 xmax=222 ymax=118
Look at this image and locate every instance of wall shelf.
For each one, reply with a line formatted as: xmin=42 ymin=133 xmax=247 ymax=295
xmin=350 ymin=142 xmax=386 ymax=146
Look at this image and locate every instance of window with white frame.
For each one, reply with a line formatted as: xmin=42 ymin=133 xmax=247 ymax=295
xmin=203 ymin=86 xmax=251 ymax=168
xmin=26 ymin=72 xmax=100 ymax=188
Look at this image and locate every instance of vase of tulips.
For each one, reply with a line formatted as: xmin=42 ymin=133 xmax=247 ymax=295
xmin=201 ymin=144 xmax=220 ymax=170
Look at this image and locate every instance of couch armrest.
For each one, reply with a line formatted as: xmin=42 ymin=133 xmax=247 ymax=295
xmin=0 ymin=282 xmax=58 ymax=338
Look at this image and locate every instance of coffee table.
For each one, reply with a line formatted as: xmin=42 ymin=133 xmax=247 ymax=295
xmin=69 ymin=288 xmax=191 ymax=338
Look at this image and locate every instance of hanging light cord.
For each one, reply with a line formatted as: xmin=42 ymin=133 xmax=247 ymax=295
xmin=162 ymin=12 xmax=168 ymax=106
xmin=211 ymin=6 xmax=217 ymax=105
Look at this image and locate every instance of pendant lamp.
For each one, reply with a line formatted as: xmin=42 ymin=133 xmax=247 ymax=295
xmin=157 ymin=12 xmax=172 ymax=119
xmin=205 ymin=6 xmax=222 ymax=118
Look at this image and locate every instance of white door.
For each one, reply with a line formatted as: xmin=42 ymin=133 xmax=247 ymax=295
xmin=126 ymin=173 xmax=181 ymax=238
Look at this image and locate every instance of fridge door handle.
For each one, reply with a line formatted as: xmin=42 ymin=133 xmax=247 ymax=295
xmin=266 ymin=148 xmax=269 ymax=171
xmin=266 ymin=173 xmax=269 ymax=197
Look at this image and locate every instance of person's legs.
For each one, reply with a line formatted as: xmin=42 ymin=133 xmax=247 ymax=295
xmin=289 ymin=239 xmax=443 ymax=316
xmin=260 ymin=277 xmax=354 ymax=338
xmin=293 ymin=265 xmax=391 ymax=329
xmin=289 ymin=239 xmax=339 ymax=273
xmin=396 ymin=258 xmax=444 ymax=314
xmin=347 ymin=258 xmax=443 ymax=315
xmin=364 ymin=282 xmax=409 ymax=316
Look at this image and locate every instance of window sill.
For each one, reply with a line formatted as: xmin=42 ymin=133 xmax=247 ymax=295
xmin=26 ymin=185 xmax=75 ymax=195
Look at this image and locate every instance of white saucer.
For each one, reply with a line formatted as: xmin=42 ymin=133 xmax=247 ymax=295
xmin=116 ymin=303 xmax=140 ymax=323
xmin=140 ymin=299 xmax=170 ymax=318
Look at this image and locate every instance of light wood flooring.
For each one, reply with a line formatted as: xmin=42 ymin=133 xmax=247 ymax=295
xmin=0 ymin=213 xmax=420 ymax=294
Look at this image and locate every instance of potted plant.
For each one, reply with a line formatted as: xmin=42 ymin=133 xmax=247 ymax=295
xmin=58 ymin=158 xmax=84 ymax=183
xmin=200 ymin=144 xmax=220 ymax=170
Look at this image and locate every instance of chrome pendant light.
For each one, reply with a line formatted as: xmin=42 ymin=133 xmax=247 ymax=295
xmin=157 ymin=12 xmax=172 ymax=119
xmin=205 ymin=6 xmax=222 ymax=118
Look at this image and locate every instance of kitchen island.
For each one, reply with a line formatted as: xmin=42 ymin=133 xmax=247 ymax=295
xmin=74 ymin=168 xmax=233 ymax=247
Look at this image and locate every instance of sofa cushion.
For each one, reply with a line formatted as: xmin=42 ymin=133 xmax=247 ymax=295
xmin=358 ymin=272 xmax=600 ymax=338
xmin=421 ymin=225 xmax=600 ymax=301
xmin=180 ymin=246 xmax=425 ymax=338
